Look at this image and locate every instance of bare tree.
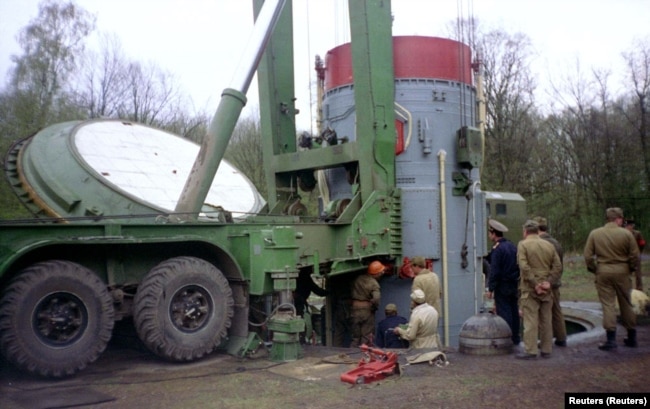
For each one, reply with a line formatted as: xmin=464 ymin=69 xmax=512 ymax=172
xmin=75 ymin=33 xmax=128 ymax=118
xmin=224 ymin=115 xmax=267 ymax=198
xmin=118 ymin=61 xmax=183 ymax=126
xmin=9 ymin=0 xmax=95 ymax=129
xmin=163 ymin=109 xmax=210 ymax=144
xmin=541 ymin=61 xmax=642 ymax=248
xmin=478 ymin=29 xmax=539 ymax=194
xmin=621 ymin=38 xmax=650 ymax=191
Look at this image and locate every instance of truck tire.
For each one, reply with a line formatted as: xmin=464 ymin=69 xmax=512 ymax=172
xmin=0 ymin=260 xmax=114 ymax=377
xmin=133 ymin=256 xmax=234 ymax=361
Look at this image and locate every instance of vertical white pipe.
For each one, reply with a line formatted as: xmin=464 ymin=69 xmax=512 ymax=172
xmin=438 ymin=149 xmax=449 ymax=346
xmin=472 ymin=179 xmax=481 ymax=313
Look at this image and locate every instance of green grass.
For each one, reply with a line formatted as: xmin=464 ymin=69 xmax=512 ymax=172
xmin=560 ymin=254 xmax=649 ymax=302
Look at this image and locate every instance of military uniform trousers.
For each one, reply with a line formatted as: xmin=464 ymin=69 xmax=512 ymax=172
xmin=595 ymin=270 xmax=636 ymax=331
xmin=551 ymin=287 xmax=567 ymax=343
xmin=349 ymin=306 xmax=375 ymax=347
xmin=521 ymin=293 xmax=553 ymax=355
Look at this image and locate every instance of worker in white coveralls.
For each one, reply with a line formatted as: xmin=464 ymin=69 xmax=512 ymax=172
xmin=393 ymin=289 xmax=440 ymax=349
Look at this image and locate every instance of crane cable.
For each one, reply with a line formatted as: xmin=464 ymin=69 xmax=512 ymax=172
xmin=305 ymin=0 xmax=314 ymax=136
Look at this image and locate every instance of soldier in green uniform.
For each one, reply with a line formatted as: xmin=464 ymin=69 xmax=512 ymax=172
xmin=349 ymin=261 xmax=384 ymax=347
xmin=516 ymin=220 xmax=562 ymax=359
xmin=410 ymin=256 xmax=442 ymax=314
xmin=584 ymin=208 xmax=640 ymax=350
xmin=533 ymin=216 xmax=567 ymax=347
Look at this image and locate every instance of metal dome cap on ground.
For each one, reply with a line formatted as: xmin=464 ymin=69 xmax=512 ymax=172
xmin=5 ymin=119 xmax=265 ymax=223
xmin=458 ymin=312 xmax=514 ymax=355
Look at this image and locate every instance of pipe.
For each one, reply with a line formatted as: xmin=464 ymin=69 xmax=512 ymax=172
xmin=317 ymin=170 xmax=330 ymax=208
xmin=438 ymin=149 xmax=449 ymax=346
xmin=231 ymin=0 xmax=287 ymax=93
xmin=473 ymin=59 xmax=487 ymax=312
xmin=471 ymin=179 xmax=481 ymax=313
xmin=174 ymin=0 xmax=287 ymax=219
xmin=474 ymin=55 xmax=486 ymax=174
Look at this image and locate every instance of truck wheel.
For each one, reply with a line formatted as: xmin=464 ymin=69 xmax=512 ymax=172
xmin=133 ymin=256 xmax=234 ymax=361
xmin=0 ymin=260 xmax=114 ymax=377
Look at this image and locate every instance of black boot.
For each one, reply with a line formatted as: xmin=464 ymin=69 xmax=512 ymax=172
xmin=598 ymin=330 xmax=617 ymax=351
xmin=624 ymin=329 xmax=637 ymax=347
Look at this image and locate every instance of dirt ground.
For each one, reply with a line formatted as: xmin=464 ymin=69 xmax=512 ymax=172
xmin=0 ymin=316 xmax=648 ymax=409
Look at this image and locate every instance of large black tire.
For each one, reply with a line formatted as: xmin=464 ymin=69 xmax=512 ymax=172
xmin=133 ymin=256 xmax=234 ymax=361
xmin=0 ymin=260 xmax=114 ymax=377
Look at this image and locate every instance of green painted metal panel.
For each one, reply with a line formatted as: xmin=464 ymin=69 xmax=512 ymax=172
xmin=255 ymin=0 xmax=297 ymax=211
xmin=348 ymin=0 xmax=396 ymax=201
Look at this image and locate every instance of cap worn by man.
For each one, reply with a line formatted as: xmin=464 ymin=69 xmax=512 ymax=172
xmin=385 ymin=303 xmax=398 ymax=313
xmin=533 ymin=216 xmax=547 ymax=228
xmin=411 ymin=256 xmax=426 ymax=268
xmin=488 ymin=219 xmax=508 ymax=233
xmin=411 ymin=289 xmax=426 ymax=304
xmin=523 ymin=219 xmax=539 ymax=229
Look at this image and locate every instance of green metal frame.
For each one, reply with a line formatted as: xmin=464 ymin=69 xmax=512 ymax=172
xmin=254 ymin=0 xmax=298 ymax=213
xmin=253 ymin=0 xmax=399 ymax=273
xmin=0 ymin=0 xmax=403 ymax=366
xmin=348 ymin=0 xmax=396 ymax=200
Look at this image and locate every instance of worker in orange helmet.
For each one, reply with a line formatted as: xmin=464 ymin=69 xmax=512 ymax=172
xmin=349 ymin=261 xmax=386 ymax=347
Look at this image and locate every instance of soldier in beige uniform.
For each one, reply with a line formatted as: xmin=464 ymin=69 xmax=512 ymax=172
xmin=349 ymin=261 xmax=384 ymax=347
xmin=534 ymin=216 xmax=567 ymax=347
xmin=584 ymin=208 xmax=639 ymax=350
xmin=516 ymin=220 xmax=562 ymax=359
xmin=411 ymin=256 xmax=442 ymax=314
xmin=394 ymin=289 xmax=440 ymax=349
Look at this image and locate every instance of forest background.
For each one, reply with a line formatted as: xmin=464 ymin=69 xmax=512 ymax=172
xmin=1 ymin=0 xmax=650 ymax=252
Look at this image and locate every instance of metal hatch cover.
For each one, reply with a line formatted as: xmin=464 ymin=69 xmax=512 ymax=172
xmin=12 ymin=119 xmax=264 ymax=222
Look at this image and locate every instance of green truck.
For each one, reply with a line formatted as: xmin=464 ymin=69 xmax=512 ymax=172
xmin=0 ymin=0 xmax=517 ymax=377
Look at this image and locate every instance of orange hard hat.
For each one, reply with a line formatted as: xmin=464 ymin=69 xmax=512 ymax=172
xmin=368 ymin=261 xmax=385 ymax=276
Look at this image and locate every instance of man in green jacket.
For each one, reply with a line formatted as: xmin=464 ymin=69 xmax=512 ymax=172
xmin=349 ymin=261 xmax=385 ymax=347
xmin=584 ymin=207 xmax=639 ymax=350
xmin=411 ymin=256 xmax=442 ymax=314
xmin=516 ymin=220 xmax=562 ymax=359
xmin=534 ymin=216 xmax=567 ymax=347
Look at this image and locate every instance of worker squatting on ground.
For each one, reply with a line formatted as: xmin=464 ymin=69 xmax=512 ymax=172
xmin=534 ymin=216 xmax=567 ymax=347
xmin=393 ymin=289 xmax=440 ymax=349
xmin=516 ymin=220 xmax=562 ymax=359
xmin=375 ymin=303 xmax=409 ymax=348
xmin=584 ymin=207 xmax=639 ymax=350
xmin=486 ymin=219 xmax=521 ymax=345
xmin=349 ymin=261 xmax=385 ymax=347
